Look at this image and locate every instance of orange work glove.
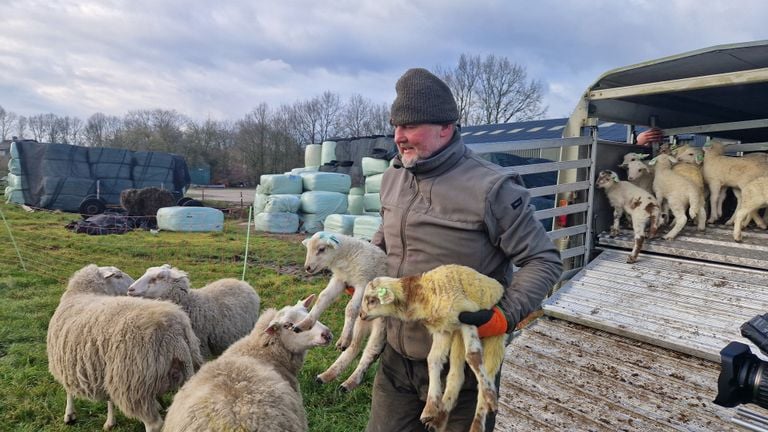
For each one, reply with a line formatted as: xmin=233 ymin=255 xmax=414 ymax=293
xmin=458 ymin=306 xmax=508 ymax=338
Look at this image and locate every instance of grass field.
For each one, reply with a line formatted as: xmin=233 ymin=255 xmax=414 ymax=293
xmin=0 ymin=201 xmax=373 ymax=431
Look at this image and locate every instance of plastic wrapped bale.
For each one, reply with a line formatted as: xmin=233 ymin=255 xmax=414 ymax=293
xmin=347 ymin=194 xmax=364 ymax=215
xmin=363 ymin=193 xmax=381 ymax=212
xmin=321 ymin=140 xmax=337 ymax=165
xmin=349 ymin=187 xmax=364 ymax=196
xmin=322 ymin=214 xmax=360 ymax=235
xmin=305 ymin=144 xmax=322 ymax=167
xmin=257 ymin=174 xmax=303 ymax=195
xmin=253 ymin=193 xmax=301 ymax=214
xmin=8 ymin=158 xmax=22 ymax=175
xmin=157 ymin=207 xmax=224 ymax=232
xmin=290 ymin=166 xmax=319 ymax=175
xmin=361 ymin=157 xmax=390 ymax=177
xmin=254 ymin=212 xmax=299 ymax=233
xmin=364 ymin=174 xmax=383 ymax=193
xmin=353 ymin=215 xmax=382 ymax=241
xmin=300 ymin=172 xmax=352 ymax=193
xmin=299 ymin=191 xmax=348 ymax=234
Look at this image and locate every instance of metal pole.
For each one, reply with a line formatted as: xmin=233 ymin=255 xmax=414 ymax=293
xmin=0 ymin=207 xmax=26 ymax=271
xmin=241 ymin=205 xmax=253 ymax=281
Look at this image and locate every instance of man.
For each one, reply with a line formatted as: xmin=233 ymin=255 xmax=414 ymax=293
xmin=367 ymin=68 xmax=563 ymax=431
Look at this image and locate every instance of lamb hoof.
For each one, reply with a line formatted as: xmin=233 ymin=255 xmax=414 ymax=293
xmin=64 ymin=413 xmax=76 ymax=424
xmin=469 ymin=415 xmax=486 ymax=432
xmin=423 ymin=410 xmax=448 ymax=432
xmin=315 ymin=375 xmax=329 ymax=384
xmin=338 ymin=384 xmax=351 ymax=393
xmin=420 ymin=399 xmax=443 ymax=427
xmin=626 ymin=256 xmax=637 ymax=264
xmin=335 ymin=338 xmax=350 ymax=351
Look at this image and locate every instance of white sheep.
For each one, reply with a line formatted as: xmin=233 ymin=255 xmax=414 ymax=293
xmin=595 ymin=170 xmax=660 ymax=263
xmin=360 ymin=264 xmax=506 ymax=432
xmin=648 ymin=154 xmax=707 ymax=240
xmin=162 ymin=295 xmax=333 ymax=432
xmin=733 ymin=176 xmax=768 ymax=241
xmin=127 ymin=265 xmax=261 ymax=358
xmin=296 ymin=231 xmax=388 ymax=391
xmin=702 ymin=141 xmax=768 ymax=227
xmin=47 ymin=264 xmax=203 ymax=432
xmin=620 ymin=152 xmax=654 ymax=194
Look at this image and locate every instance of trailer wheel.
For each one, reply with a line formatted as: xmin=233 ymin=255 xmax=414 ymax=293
xmin=176 ymin=197 xmax=193 ymax=206
xmin=79 ymin=197 xmax=106 ymax=218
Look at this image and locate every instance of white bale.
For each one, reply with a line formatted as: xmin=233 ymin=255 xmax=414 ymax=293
xmin=365 ymin=173 xmax=383 ymax=193
xmin=353 ymin=215 xmax=382 ymax=240
xmin=349 ymin=186 xmax=365 ymax=196
xmin=363 ymin=193 xmax=381 ymax=212
xmin=157 ymin=207 xmax=224 ymax=232
xmin=299 ymin=213 xmax=327 ymax=234
xmin=347 ymin=194 xmax=365 ymax=215
xmin=321 ymin=141 xmax=337 ymax=165
xmin=323 ymin=214 xmax=360 ymax=235
xmin=254 ymin=212 xmax=299 ymax=233
xmin=8 ymin=158 xmax=22 ymax=175
xmin=305 ymin=144 xmax=322 ymax=167
xmin=290 ymin=166 xmax=319 ymax=175
xmin=300 ymin=191 xmax=348 ymax=214
xmin=253 ymin=193 xmax=301 ymax=214
xmin=258 ymin=174 xmax=302 ymax=195
xmin=361 ymin=157 xmax=390 ymax=177
xmin=300 ymin=172 xmax=352 ymax=193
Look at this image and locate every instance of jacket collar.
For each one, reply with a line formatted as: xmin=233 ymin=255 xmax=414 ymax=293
xmin=392 ymin=128 xmax=465 ymax=178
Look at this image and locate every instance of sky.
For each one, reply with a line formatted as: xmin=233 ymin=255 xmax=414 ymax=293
xmin=1 ymin=0 xmax=767 ymax=124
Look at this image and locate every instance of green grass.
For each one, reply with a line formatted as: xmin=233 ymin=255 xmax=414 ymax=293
xmin=0 ymin=202 xmax=372 ymax=431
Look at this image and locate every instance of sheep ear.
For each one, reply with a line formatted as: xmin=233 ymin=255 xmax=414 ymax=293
xmin=610 ymin=173 xmax=619 ymax=183
xmin=301 ymin=294 xmax=316 ymax=309
xmin=377 ymin=286 xmax=395 ymax=305
xmin=301 ymin=237 xmax=311 ymax=248
xmin=264 ymin=322 xmax=280 ymax=335
xmin=667 ymin=155 xmax=678 ymax=163
xmin=647 ymin=157 xmax=657 ymax=166
xmin=99 ymin=267 xmax=117 ymax=279
xmin=161 ymin=264 xmax=172 ymax=269
xmin=327 ymin=235 xmax=340 ymax=247
xmin=695 ymin=153 xmax=704 ymax=164
xmin=636 ymin=153 xmax=649 ymax=160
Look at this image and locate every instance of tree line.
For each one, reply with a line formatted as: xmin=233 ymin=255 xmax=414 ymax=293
xmin=1 ymin=54 xmax=546 ymax=185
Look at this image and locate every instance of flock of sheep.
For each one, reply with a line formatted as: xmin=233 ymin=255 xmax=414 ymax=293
xmin=597 ymin=140 xmax=768 ymax=263
xmin=47 ymin=230 xmax=506 ymax=432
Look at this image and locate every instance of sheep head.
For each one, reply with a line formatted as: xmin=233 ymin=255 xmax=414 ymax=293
xmin=127 ymin=264 xmax=189 ymax=299
xmin=619 ymin=152 xmax=649 ymax=169
xmin=596 ymin=170 xmax=620 ymax=189
xmin=264 ymin=294 xmax=333 ymax=351
xmin=673 ymin=145 xmax=704 ymax=165
xmin=66 ymin=264 xmax=134 ymax=296
xmin=625 ymin=160 xmax=651 ymax=181
xmin=302 ymin=231 xmax=342 ymax=274
xmin=360 ymin=276 xmax=402 ymax=321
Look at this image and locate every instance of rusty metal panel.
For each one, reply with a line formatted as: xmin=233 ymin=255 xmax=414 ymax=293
xmin=597 ymin=225 xmax=768 ymax=271
xmin=543 ymin=248 xmax=768 ymax=362
xmin=495 ymin=317 xmax=768 ymax=432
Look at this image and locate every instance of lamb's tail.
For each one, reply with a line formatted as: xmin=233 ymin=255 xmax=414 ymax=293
xmin=482 ymin=334 xmax=506 ymax=377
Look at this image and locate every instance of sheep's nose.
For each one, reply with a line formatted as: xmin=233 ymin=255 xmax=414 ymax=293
xmin=322 ymin=330 xmax=333 ymax=343
xmin=304 ymin=265 xmax=312 ymax=273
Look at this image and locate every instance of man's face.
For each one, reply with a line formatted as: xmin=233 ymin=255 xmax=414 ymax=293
xmin=393 ymin=123 xmax=453 ymax=168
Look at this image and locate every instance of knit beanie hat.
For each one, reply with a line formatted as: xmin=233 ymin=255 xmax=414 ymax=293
xmin=390 ymin=68 xmax=459 ymax=126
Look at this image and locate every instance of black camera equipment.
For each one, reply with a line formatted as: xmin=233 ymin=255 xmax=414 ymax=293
xmin=714 ymin=313 xmax=768 ymax=409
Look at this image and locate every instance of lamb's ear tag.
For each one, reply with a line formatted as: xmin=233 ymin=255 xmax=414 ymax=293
xmin=611 ymin=173 xmax=619 ymax=183
xmin=696 ymin=153 xmax=704 ymax=163
xmin=648 ymin=157 xmax=657 ymax=166
xmin=637 ymin=153 xmax=649 ymax=160
xmin=377 ymin=286 xmax=394 ymax=305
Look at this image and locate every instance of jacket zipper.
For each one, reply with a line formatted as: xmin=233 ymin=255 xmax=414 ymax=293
xmin=396 ymin=175 xmax=418 ymax=357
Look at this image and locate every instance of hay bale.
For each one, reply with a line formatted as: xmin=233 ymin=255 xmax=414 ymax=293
xmin=120 ymin=187 xmax=176 ymax=216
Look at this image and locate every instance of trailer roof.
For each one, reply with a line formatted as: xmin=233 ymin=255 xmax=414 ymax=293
xmin=564 ymin=40 xmax=768 ymax=142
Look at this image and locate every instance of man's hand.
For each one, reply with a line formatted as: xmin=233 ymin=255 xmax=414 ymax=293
xmin=458 ymin=306 xmax=508 ymax=338
xmin=636 ymin=127 xmax=664 ymax=146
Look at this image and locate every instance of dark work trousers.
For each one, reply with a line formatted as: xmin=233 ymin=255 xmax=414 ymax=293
xmin=366 ymin=343 xmax=501 ymax=432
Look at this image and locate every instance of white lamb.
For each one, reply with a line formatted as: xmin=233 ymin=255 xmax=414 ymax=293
xmin=127 ymin=265 xmax=261 ymax=358
xmin=47 ymin=264 xmax=202 ymax=432
xmin=296 ymin=231 xmax=388 ymax=391
xmin=648 ymin=154 xmax=707 ymax=240
xmin=595 ymin=170 xmax=660 ymax=263
xmin=732 ymin=176 xmax=768 ymax=242
xmin=702 ymin=141 xmax=768 ymax=227
xmin=360 ymin=264 xmax=506 ymax=432
xmin=162 ymin=295 xmax=333 ymax=432
xmin=620 ymin=152 xmax=654 ymax=194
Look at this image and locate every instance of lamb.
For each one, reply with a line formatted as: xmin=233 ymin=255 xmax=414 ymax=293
xmin=702 ymin=141 xmax=768 ymax=226
xmin=668 ymin=144 xmax=706 ymax=189
xmin=595 ymin=170 xmax=660 ymax=263
xmin=127 ymin=265 xmax=261 ymax=358
xmin=47 ymin=264 xmax=202 ymax=432
xmin=296 ymin=231 xmax=388 ymax=391
xmin=648 ymin=153 xmax=707 ymax=240
xmin=620 ymin=152 xmax=654 ymax=194
xmin=120 ymin=187 xmax=176 ymax=216
xmin=162 ymin=295 xmax=333 ymax=432
xmin=732 ymin=176 xmax=768 ymax=242
xmin=360 ymin=264 xmax=506 ymax=432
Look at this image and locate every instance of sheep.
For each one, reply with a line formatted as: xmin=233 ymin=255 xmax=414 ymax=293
xmin=295 ymin=231 xmax=388 ymax=391
xmin=595 ymin=170 xmax=660 ymax=263
xmin=620 ymin=152 xmax=654 ymax=194
xmin=162 ymin=295 xmax=333 ymax=432
xmin=127 ymin=265 xmax=261 ymax=358
xmin=648 ymin=153 xmax=707 ymax=240
xmin=47 ymin=264 xmax=202 ymax=432
xmin=120 ymin=187 xmax=176 ymax=216
xmin=732 ymin=176 xmax=768 ymax=242
xmin=359 ymin=264 xmax=506 ymax=432
xmin=702 ymin=141 xmax=768 ymax=226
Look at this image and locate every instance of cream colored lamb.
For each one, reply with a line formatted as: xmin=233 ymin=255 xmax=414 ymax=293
xmin=702 ymin=141 xmax=768 ymax=227
xmin=162 ymin=295 xmax=333 ymax=432
xmin=732 ymin=176 xmax=768 ymax=242
xmin=128 ymin=265 xmax=261 ymax=358
xmin=620 ymin=152 xmax=654 ymax=194
xmin=360 ymin=264 xmax=506 ymax=432
xmin=595 ymin=170 xmax=660 ymax=263
xmin=649 ymin=154 xmax=706 ymax=240
xmin=297 ymin=231 xmax=388 ymax=391
xmin=47 ymin=264 xmax=202 ymax=432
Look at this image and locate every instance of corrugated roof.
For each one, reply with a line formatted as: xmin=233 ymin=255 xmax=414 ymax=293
xmin=496 ymin=316 xmax=768 ymax=432
xmin=460 ymin=118 xmax=632 ymax=144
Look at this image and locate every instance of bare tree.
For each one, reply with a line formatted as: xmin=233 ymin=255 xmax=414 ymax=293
xmin=317 ymin=91 xmax=342 ymax=141
xmin=0 ymin=106 xmax=18 ymax=140
xmin=84 ymin=112 xmax=123 ymax=147
xmin=474 ymin=55 xmax=546 ymax=124
xmin=437 ymin=54 xmax=482 ymax=126
xmin=16 ymin=116 xmax=28 ymax=140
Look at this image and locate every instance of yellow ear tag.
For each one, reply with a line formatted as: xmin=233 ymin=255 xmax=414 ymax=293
xmin=377 ymin=286 xmax=388 ymax=302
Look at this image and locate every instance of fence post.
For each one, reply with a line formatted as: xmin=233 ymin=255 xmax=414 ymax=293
xmin=241 ymin=205 xmax=253 ymax=281
xmin=0 ymin=207 xmax=26 ymax=271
